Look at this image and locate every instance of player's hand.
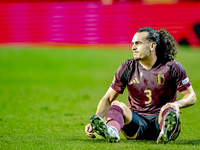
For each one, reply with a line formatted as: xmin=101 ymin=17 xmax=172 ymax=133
xmin=85 ymin=123 xmax=96 ymax=138
xmin=170 ymin=102 xmax=180 ymax=118
xmin=164 ymin=103 xmax=180 ymax=118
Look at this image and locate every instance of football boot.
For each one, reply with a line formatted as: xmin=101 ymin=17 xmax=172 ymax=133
xmin=90 ymin=114 xmax=120 ymax=142
xmin=157 ymin=110 xmax=178 ymax=144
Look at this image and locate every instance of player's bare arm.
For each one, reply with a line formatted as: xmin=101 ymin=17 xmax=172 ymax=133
xmin=170 ymin=85 xmax=196 ymax=113
xmin=171 ymin=85 xmax=196 ymax=113
xmin=159 ymin=85 xmax=196 ymax=124
xmin=95 ymin=87 xmax=120 ymax=118
xmin=176 ymin=85 xmax=196 ymax=108
xmin=85 ymin=87 xmax=119 ymax=138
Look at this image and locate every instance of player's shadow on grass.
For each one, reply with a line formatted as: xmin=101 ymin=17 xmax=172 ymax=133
xmin=79 ymin=138 xmax=200 ymax=145
xmin=76 ymin=138 xmax=111 ymax=143
xmin=171 ymin=139 xmax=200 ymax=145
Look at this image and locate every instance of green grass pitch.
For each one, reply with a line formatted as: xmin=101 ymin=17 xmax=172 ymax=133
xmin=0 ymin=46 xmax=200 ymax=149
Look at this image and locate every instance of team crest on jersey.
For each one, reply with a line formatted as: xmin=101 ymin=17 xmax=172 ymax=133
xmin=157 ymin=74 xmax=165 ymax=85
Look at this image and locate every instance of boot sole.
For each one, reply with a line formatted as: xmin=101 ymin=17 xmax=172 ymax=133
xmin=157 ymin=110 xmax=178 ymax=144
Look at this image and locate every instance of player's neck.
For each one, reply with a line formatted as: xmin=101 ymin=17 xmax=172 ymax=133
xmin=139 ymin=57 xmax=157 ymax=70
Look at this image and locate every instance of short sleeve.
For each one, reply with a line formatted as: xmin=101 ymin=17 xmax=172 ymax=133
xmin=110 ymin=60 xmax=131 ymax=94
xmin=171 ymin=60 xmax=191 ymax=92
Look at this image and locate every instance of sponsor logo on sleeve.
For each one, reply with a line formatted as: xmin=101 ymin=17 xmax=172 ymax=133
xmin=182 ymin=77 xmax=189 ymax=85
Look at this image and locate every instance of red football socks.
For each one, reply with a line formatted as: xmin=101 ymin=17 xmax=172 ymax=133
xmin=106 ymin=105 xmax=124 ymax=133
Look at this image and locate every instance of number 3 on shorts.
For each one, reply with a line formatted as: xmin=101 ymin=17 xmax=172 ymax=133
xmin=144 ymin=90 xmax=152 ymax=104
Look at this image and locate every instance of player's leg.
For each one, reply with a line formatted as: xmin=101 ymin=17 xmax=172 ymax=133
xmin=90 ymin=100 xmax=132 ymax=142
xmin=121 ymin=111 xmax=150 ymax=140
xmin=157 ymin=103 xmax=181 ymax=143
xmin=106 ymin=100 xmax=132 ymax=129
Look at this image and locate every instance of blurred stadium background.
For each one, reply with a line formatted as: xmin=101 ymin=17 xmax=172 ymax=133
xmin=0 ymin=0 xmax=200 ymax=48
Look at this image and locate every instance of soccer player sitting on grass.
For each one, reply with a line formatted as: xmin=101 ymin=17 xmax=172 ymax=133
xmin=85 ymin=27 xmax=196 ymax=143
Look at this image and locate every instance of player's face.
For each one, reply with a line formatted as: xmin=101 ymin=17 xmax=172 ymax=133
xmin=131 ymin=32 xmax=152 ymax=61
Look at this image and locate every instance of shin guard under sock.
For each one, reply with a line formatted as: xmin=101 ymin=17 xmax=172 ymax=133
xmin=106 ymin=105 xmax=124 ymax=132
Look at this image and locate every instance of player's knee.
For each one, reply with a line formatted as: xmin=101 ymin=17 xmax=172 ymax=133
xmin=165 ymin=103 xmax=173 ymax=108
xmin=111 ymin=100 xmax=126 ymax=108
xmin=160 ymin=103 xmax=174 ymax=113
xmin=111 ymin=100 xmax=122 ymax=106
xmin=111 ymin=100 xmax=119 ymax=106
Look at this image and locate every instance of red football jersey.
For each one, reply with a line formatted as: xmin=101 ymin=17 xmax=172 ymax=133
xmin=110 ymin=59 xmax=191 ymax=115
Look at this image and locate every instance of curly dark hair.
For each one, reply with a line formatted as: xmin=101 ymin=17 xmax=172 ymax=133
xmin=137 ymin=27 xmax=178 ymax=64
